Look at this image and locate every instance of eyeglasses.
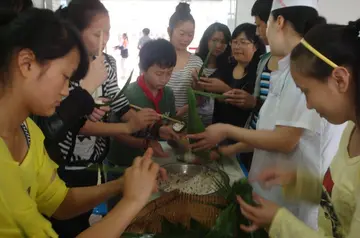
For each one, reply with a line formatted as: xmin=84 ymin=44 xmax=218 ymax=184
xmin=231 ymin=39 xmax=253 ymax=48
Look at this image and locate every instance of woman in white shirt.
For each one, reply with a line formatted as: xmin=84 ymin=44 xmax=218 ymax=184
xmin=188 ymin=0 xmax=345 ymax=229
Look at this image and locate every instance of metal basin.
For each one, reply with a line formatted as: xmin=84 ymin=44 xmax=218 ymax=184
xmin=162 ymin=163 xmax=208 ymax=176
xmin=160 ymin=163 xmax=229 ymax=195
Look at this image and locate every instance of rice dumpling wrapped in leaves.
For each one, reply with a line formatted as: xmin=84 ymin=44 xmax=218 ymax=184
xmin=187 ymin=87 xmax=211 ymax=163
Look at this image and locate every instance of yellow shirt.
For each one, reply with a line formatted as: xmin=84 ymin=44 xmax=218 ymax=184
xmin=269 ymin=121 xmax=360 ymax=238
xmin=0 ymin=118 xmax=69 ymax=237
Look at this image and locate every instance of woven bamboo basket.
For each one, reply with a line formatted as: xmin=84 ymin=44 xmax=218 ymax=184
xmin=126 ymin=190 xmax=228 ymax=234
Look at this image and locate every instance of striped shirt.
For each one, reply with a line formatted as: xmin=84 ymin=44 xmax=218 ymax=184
xmin=58 ymin=54 xmax=130 ymax=168
xmin=250 ymin=61 xmax=271 ymax=130
xmin=167 ymin=54 xmax=203 ymax=109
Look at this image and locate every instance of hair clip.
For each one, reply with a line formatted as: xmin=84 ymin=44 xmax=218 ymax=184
xmin=300 ymin=39 xmax=338 ymax=68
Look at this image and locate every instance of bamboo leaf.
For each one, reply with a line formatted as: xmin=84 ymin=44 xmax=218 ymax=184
xmin=110 ymin=69 xmax=134 ymax=103
xmin=198 ymin=41 xmax=216 ymax=81
xmin=193 ymin=90 xmax=227 ymax=99
xmin=205 ymin=204 xmax=237 ymax=238
xmin=187 ymin=87 xmax=211 ymax=162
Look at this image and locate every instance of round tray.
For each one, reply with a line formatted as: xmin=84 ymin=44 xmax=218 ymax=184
xmin=159 ymin=163 xmax=229 ymax=195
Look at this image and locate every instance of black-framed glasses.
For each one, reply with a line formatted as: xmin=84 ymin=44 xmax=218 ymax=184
xmin=230 ymin=39 xmax=253 ymax=47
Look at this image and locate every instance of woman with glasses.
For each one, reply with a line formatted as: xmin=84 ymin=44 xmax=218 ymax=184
xmin=211 ymin=23 xmax=265 ymax=131
xmin=194 ymin=22 xmax=232 ymax=126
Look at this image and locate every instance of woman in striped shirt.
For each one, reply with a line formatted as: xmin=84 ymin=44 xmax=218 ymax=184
xmin=166 ymin=2 xmax=203 ymax=117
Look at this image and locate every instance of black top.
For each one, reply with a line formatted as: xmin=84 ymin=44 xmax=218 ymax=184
xmin=31 ymin=86 xmax=94 ymax=165
xmin=212 ymin=52 xmax=261 ymax=128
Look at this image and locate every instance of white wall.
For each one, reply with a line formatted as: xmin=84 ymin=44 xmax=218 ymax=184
xmin=318 ymin=0 xmax=360 ymax=24
xmin=33 ymin=0 xmax=44 ymax=8
xmin=235 ymin=0 xmax=360 ymax=26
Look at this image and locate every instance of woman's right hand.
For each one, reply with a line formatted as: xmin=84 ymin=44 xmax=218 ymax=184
xmin=127 ymin=108 xmax=161 ymax=133
xmin=191 ymin=68 xmax=202 ymax=89
xmin=198 ymin=77 xmax=231 ymax=93
xmin=255 ymin=167 xmax=297 ymax=189
xmin=122 ymin=149 xmax=161 ymax=207
xmin=80 ymin=55 xmax=107 ymax=94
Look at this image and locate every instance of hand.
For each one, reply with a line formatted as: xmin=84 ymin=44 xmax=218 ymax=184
xmin=237 ymin=194 xmax=280 ymax=232
xmin=88 ymin=106 xmax=110 ymax=122
xmin=176 ymin=105 xmax=188 ymax=117
xmin=159 ymin=125 xmax=180 ymax=141
xmin=209 ymin=145 xmax=232 ymax=160
xmin=191 ymin=68 xmax=201 ymax=89
xmin=127 ymin=108 xmax=160 ymax=133
xmin=148 ymin=140 xmax=169 ymax=158
xmin=197 ymin=77 xmax=231 ymax=93
xmin=88 ymin=97 xmax=111 ymax=122
xmin=123 ymin=149 xmax=164 ymax=207
xmin=80 ymin=55 xmax=107 ymax=94
xmin=224 ymin=89 xmax=256 ymax=109
xmin=255 ymin=167 xmax=297 ymax=189
xmin=187 ymin=123 xmax=230 ymax=151
xmin=191 ymin=68 xmax=200 ymax=81
xmin=210 ymin=150 xmax=221 ymax=161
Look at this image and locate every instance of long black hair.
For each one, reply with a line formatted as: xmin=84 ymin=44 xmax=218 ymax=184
xmin=196 ymin=22 xmax=231 ymax=70
xmin=291 ymin=19 xmax=360 ymax=120
xmin=0 ymin=8 xmax=89 ymax=87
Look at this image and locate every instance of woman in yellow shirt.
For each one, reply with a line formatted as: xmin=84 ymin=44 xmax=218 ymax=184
xmin=235 ymin=18 xmax=360 ymax=238
xmin=0 ymin=8 xmax=164 ymax=238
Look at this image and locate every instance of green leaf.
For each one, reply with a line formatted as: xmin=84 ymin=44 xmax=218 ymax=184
xmin=193 ymin=90 xmax=227 ymax=99
xmin=111 ymin=69 xmax=134 ymax=103
xmin=205 ymin=204 xmax=237 ymax=238
xmin=95 ymin=69 xmax=134 ymax=107
xmin=187 ymin=87 xmax=211 ymax=162
xmin=198 ymin=41 xmax=216 ymax=81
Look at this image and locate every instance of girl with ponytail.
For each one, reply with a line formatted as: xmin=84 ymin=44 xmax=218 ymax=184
xmin=236 ymin=19 xmax=360 ymax=238
xmin=166 ymin=2 xmax=203 ymax=117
